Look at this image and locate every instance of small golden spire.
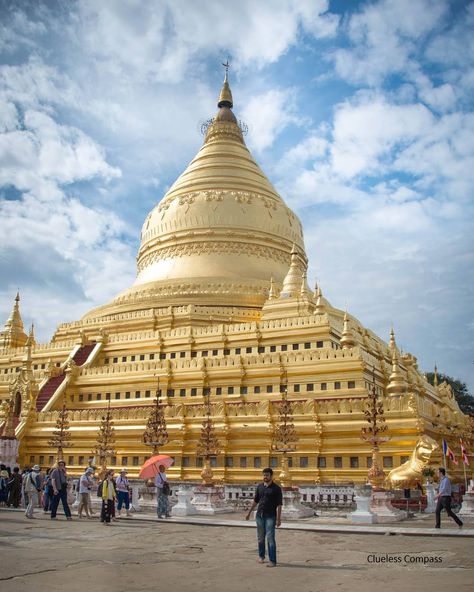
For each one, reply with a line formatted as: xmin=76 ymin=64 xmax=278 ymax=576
xmin=300 ymin=271 xmax=309 ymax=296
xmin=0 ymin=290 xmax=28 ymax=348
xmin=389 ymin=326 xmax=396 ymax=351
xmin=340 ymin=310 xmax=355 ymax=349
xmin=433 ymin=364 xmax=438 ymax=387
xmin=28 ymin=323 xmax=36 ymax=344
xmin=269 ymin=277 xmax=276 ymax=300
xmin=280 ymin=245 xmax=304 ymax=298
xmin=314 ymin=284 xmax=325 ymax=314
xmin=387 ymin=348 xmax=407 ymax=395
xmin=218 ymin=60 xmax=233 ymax=108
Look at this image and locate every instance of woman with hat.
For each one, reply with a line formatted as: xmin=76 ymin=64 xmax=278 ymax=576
xmin=115 ymin=469 xmax=132 ymax=518
xmin=24 ymin=465 xmax=42 ymax=519
xmin=78 ymin=467 xmax=94 ymax=518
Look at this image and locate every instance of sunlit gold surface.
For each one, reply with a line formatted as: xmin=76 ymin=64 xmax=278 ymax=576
xmin=0 ymin=75 xmax=470 ymax=485
xmin=387 ymin=435 xmax=439 ymax=487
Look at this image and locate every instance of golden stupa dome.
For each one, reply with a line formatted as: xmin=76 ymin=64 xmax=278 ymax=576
xmin=89 ymin=72 xmax=307 ymax=316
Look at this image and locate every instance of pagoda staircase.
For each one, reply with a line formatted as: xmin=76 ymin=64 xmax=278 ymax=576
xmin=35 ymin=342 xmax=99 ymax=412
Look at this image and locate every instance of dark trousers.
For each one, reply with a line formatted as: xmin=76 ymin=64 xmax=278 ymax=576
xmin=117 ymin=491 xmax=130 ymax=511
xmin=50 ymin=486 xmax=71 ymax=518
xmin=101 ymin=499 xmax=114 ymax=523
xmin=435 ymin=496 xmax=463 ymax=528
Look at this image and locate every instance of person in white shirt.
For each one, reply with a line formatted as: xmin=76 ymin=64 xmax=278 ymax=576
xmin=154 ymin=465 xmax=170 ymax=518
xmin=115 ymin=469 xmax=132 ymax=517
xmin=435 ymin=467 xmax=463 ymax=529
xmin=78 ymin=467 xmax=94 ymax=518
xmin=24 ymin=465 xmax=41 ymax=519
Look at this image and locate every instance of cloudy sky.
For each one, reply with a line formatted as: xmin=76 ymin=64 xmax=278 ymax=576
xmin=0 ymin=0 xmax=473 ymax=390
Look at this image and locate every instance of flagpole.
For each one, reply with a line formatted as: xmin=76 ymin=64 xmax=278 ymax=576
xmin=442 ymin=439 xmax=447 ymax=471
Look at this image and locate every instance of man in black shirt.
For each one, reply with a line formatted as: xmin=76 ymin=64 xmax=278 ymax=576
xmin=245 ymin=468 xmax=283 ymax=567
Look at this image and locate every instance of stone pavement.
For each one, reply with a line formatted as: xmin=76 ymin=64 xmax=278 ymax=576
xmin=0 ymin=509 xmax=473 ymax=592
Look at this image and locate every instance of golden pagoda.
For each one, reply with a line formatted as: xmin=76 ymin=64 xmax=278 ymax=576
xmin=0 ymin=72 xmax=469 ymax=485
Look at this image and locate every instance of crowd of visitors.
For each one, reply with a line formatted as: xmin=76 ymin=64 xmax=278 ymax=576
xmin=0 ymin=461 xmax=172 ymax=523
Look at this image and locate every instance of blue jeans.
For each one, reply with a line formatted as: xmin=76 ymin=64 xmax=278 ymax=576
xmin=50 ymin=486 xmax=71 ymax=518
xmin=256 ymin=515 xmax=277 ymax=564
xmin=117 ymin=490 xmax=130 ymax=511
xmin=43 ymin=487 xmax=52 ymax=511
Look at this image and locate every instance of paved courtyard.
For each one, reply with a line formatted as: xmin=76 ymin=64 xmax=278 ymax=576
xmin=0 ymin=510 xmax=472 ymax=592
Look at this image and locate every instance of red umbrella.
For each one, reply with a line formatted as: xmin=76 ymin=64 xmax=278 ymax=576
xmin=138 ymin=454 xmax=174 ymax=480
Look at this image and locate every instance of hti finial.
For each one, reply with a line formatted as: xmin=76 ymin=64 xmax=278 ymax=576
xmin=218 ymin=60 xmax=233 ymax=108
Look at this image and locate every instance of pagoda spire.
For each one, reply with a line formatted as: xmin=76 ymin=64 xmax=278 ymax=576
xmin=218 ymin=60 xmax=233 ymax=108
xmin=27 ymin=323 xmax=36 ymax=347
xmin=300 ymin=271 xmax=310 ymax=297
xmin=387 ymin=348 xmax=407 ymax=395
xmin=0 ymin=291 xmax=28 ymax=348
xmin=314 ymin=285 xmax=325 ymax=315
xmin=340 ymin=310 xmax=356 ymax=349
xmin=389 ymin=326 xmax=396 ymax=352
xmin=268 ymin=277 xmax=276 ymax=300
xmin=280 ymin=244 xmax=305 ymax=298
xmin=433 ymin=364 xmax=439 ymax=387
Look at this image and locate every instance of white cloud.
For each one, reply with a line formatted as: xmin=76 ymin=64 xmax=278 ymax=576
xmin=241 ymin=88 xmax=302 ymax=153
xmin=76 ymin=0 xmax=338 ymax=82
xmin=330 ymin=94 xmax=434 ymax=178
xmin=0 ymin=109 xmax=120 ymax=193
xmin=332 ymin=0 xmax=448 ymax=86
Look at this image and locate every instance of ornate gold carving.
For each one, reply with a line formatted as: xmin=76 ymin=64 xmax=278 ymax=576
xmin=137 ymin=240 xmax=289 ymax=274
xmin=156 ymin=189 xmax=281 ymax=216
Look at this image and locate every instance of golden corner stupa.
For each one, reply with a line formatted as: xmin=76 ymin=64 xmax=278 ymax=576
xmin=0 ymin=71 xmax=469 ymax=485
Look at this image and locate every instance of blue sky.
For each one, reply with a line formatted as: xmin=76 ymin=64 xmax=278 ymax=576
xmin=0 ymin=0 xmax=473 ymax=390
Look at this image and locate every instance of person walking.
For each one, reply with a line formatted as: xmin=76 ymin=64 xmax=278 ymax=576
xmin=50 ymin=460 xmax=72 ymax=520
xmin=435 ymin=467 xmax=463 ymax=529
xmin=100 ymin=469 xmax=117 ymax=525
xmin=42 ymin=469 xmax=53 ymax=513
xmin=77 ymin=467 xmax=94 ymax=518
xmin=115 ymin=469 xmax=132 ymax=517
xmin=245 ymin=467 xmax=283 ymax=567
xmin=7 ymin=467 xmax=22 ymax=508
xmin=154 ymin=464 xmax=170 ymax=518
xmin=21 ymin=468 xmax=31 ymax=509
xmin=24 ymin=465 xmax=41 ymax=519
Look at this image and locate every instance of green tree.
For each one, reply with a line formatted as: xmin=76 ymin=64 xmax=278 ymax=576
xmin=426 ymin=372 xmax=474 ymax=415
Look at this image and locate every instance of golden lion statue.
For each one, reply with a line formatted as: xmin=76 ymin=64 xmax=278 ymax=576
xmin=387 ymin=435 xmax=439 ymax=487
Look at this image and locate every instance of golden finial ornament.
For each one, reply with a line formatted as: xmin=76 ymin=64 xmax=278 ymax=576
xmin=361 ymin=370 xmax=389 ymax=489
xmin=387 ymin=348 xmax=407 ymax=395
xmin=91 ymin=399 xmax=116 ymax=478
xmin=271 ymin=371 xmax=297 ymax=487
xmin=340 ymin=310 xmax=356 ymax=349
xmin=47 ymin=395 xmax=72 ymax=461
xmin=143 ymin=381 xmax=169 ymax=454
xmin=196 ymin=388 xmax=221 ymax=485
xmin=218 ymin=59 xmax=233 ymax=108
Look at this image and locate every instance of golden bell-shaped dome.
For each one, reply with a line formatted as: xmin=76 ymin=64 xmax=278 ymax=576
xmin=111 ymin=72 xmax=307 ymax=311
